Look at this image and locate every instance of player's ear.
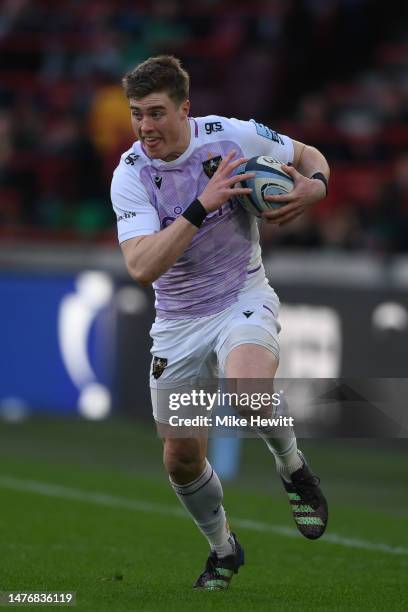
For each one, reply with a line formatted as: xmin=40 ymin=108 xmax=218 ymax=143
xmin=180 ymin=98 xmax=190 ymax=118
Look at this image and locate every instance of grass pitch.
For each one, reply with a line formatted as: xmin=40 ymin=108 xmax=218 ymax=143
xmin=0 ymin=418 xmax=407 ymax=611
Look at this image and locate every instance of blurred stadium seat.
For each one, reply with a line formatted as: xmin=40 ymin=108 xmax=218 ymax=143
xmin=0 ymin=0 xmax=406 ymax=251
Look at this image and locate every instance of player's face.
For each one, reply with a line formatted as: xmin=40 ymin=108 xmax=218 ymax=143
xmin=129 ymin=92 xmax=190 ymax=161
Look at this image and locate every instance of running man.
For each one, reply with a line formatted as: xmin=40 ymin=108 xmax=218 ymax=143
xmin=111 ymin=55 xmax=329 ymax=591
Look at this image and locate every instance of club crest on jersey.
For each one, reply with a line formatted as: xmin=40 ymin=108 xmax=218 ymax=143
xmin=202 ymin=155 xmax=222 ymax=179
xmin=152 ymin=356 xmax=168 ymax=379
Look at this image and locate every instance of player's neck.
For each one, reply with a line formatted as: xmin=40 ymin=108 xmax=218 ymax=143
xmin=161 ymin=118 xmax=191 ymax=162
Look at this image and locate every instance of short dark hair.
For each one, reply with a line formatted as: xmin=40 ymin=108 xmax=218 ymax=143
xmin=122 ymin=55 xmax=189 ymax=105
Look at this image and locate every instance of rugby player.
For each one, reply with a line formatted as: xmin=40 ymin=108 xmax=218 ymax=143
xmin=111 ymin=55 xmax=329 ymax=591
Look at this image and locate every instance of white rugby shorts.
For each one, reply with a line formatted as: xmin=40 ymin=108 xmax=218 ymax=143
xmin=149 ymin=280 xmax=281 ymax=424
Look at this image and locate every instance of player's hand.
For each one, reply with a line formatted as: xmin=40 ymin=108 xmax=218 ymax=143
xmin=198 ymin=150 xmax=255 ymax=213
xmin=262 ymin=164 xmax=327 ymax=226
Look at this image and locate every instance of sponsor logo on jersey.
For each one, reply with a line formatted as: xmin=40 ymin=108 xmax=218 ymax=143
xmin=204 ymin=121 xmax=223 ymax=135
xmin=154 ymin=175 xmax=162 ymax=189
xmin=202 ymin=155 xmax=222 ymax=178
xmin=124 ymin=153 xmax=140 ymax=165
xmin=117 ymin=211 xmax=136 ymax=222
xmin=152 ymin=356 xmax=168 ymax=379
xmin=250 ymin=120 xmax=284 ymax=145
xmin=162 ymin=216 xmax=175 ymax=228
xmin=243 ymin=310 xmax=254 ymax=318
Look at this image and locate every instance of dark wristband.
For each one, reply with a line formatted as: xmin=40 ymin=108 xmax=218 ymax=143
xmin=310 ymin=172 xmax=328 ymax=196
xmin=182 ymin=198 xmax=208 ymax=228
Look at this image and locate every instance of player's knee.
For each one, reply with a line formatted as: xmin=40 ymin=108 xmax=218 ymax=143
xmin=163 ymin=439 xmax=205 ymax=483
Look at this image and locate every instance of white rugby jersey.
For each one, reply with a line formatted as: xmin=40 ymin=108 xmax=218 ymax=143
xmin=111 ymin=116 xmax=294 ymax=319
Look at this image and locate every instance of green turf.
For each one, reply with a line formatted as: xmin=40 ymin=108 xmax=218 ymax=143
xmin=0 ymin=418 xmax=407 ymax=611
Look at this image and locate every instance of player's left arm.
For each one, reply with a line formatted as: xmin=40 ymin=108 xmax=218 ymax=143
xmin=262 ymin=139 xmax=330 ymax=226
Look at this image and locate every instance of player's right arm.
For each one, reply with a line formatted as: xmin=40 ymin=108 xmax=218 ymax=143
xmin=116 ymin=151 xmax=253 ymax=286
xmin=121 ymin=218 xmax=198 ymax=286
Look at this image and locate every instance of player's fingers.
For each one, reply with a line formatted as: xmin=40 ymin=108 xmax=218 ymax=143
xmin=228 ymin=171 xmax=255 ymax=185
xmin=281 ymin=164 xmax=301 ymax=179
xmin=229 ymin=187 xmax=253 ymax=196
xmin=279 ymin=213 xmax=300 ymax=226
xmin=262 ymin=202 xmax=298 ymax=219
xmin=264 ymin=193 xmax=296 ymax=203
xmin=226 ymin=156 xmax=249 ymax=172
xmin=262 ymin=210 xmax=297 ymax=224
xmin=264 ymin=214 xmax=292 ymax=225
xmin=277 ymin=207 xmax=305 ymax=225
xmin=275 ymin=207 xmax=305 ymax=225
xmin=217 ymin=149 xmax=237 ymax=171
xmin=263 ymin=216 xmax=280 ymax=224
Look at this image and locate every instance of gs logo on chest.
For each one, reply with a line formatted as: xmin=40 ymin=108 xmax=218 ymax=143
xmin=205 ymin=121 xmax=223 ymax=135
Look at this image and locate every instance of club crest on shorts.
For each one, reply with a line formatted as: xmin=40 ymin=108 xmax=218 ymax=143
xmin=202 ymin=155 xmax=222 ymax=179
xmin=152 ymin=356 xmax=168 ymax=379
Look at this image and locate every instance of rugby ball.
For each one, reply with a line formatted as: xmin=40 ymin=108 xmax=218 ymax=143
xmin=233 ymin=156 xmax=294 ymax=217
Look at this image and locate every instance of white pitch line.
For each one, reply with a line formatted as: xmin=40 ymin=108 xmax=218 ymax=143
xmin=0 ymin=475 xmax=407 ymax=557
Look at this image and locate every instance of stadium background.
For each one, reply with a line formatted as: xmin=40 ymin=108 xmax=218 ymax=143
xmin=0 ymin=1 xmax=407 ymax=610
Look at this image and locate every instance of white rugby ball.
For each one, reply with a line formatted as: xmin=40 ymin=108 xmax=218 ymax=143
xmin=233 ymin=156 xmax=294 ymax=217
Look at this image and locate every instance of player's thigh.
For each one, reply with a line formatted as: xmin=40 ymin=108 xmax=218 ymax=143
xmin=216 ymin=286 xmax=281 ymax=378
xmin=150 ymin=316 xmax=218 ymax=425
xmin=220 ymin=341 xmax=279 ymax=418
xmin=216 ymin=288 xmax=281 ymax=411
xmin=149 ymin=318 xmax=213 ymax=383
xmin=225 ymin=342 xmax=279 ymax=379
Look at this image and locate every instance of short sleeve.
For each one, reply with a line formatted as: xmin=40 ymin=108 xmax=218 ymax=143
xmin=224 ymin=117 xmax=294 ymax=164
xmin=111 ymin=165 xmax=160 ymax=244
